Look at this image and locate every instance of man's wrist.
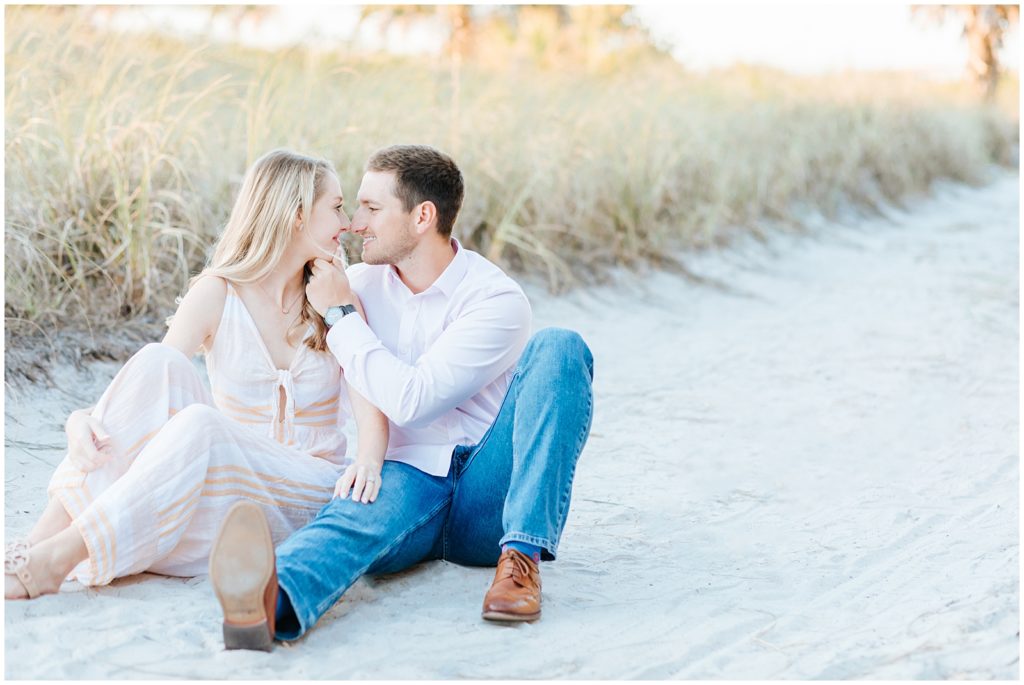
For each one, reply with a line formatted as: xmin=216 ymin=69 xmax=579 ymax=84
xmin=324 ymin=303 xmax=358 ymax=328
xmin=311 ymin=289 xmax=356 ymax=316
xmin=330 ymin=290 xmax=357 ymax=307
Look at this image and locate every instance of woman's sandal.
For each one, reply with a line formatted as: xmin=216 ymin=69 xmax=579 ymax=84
xmin=5 ymin=539 xmax=42 ymax=599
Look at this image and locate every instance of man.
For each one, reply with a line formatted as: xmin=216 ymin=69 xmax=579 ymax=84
xmin=208 ymin=144 xmax=594 ymax=650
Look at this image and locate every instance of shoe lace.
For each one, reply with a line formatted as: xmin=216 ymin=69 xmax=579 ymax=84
xmin=500 ymin=551 xmax=535 ymax=587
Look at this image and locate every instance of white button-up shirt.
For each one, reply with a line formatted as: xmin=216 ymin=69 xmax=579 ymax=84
xmin=326 ymin=240 xmax=533 ymax=476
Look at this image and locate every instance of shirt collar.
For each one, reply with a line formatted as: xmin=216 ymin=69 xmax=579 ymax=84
xmin=385 ymin=238 xmax=467 ymax=298
xmin=429 ymin=239 xmax=468 ymax=298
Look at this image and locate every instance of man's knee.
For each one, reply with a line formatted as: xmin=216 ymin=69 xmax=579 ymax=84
xmin=523 ymin=327 xmax=594 ymax=380
xmin=281 ymin=495 xmax=392 ymax=561
xmin=313 ymin=494 xmax=382 ymax=530
xmin=311 ymin=466 xmax=416 ymax=537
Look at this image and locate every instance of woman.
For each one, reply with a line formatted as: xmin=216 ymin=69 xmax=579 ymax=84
xmin=6 ymin=149 xmax=386 ymax=599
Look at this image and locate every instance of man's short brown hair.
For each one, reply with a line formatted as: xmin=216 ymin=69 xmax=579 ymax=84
xmin=366 ymin=144 xmax=465 ymax=239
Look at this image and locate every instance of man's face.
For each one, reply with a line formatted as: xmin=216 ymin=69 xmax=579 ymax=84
xmin=350 ymin=170 xmax=417 ymax=266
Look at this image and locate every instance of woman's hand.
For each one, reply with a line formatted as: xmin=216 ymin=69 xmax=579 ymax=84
xmin=339 ymin=373 xmax=388 ymax=505
xmin=333 ymin=460 xmax=383 ymax=504
xmin=65 ymin=409 xmax=113 ymax=472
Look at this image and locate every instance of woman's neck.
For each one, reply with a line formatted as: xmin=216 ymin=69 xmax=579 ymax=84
xmin=258 ymin=269 xmax=304 ymax=297
xmin=256 ymin=251 xmax=307 ymax=314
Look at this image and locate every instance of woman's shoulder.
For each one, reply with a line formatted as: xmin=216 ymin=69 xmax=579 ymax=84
xmin=183 ymin=275 xmax=233 ymax=311
xmin=163 ymin=275 xmax=230 ymax=356
xmin=189 ymin=274 xmax=229 ymax=296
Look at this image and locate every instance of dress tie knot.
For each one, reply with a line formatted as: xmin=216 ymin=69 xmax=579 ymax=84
xmin=271 ymin=369 xmax=297 ymax=443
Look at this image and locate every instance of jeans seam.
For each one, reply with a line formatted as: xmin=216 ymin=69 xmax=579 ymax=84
xmin=551 ymin=381 xmax=593 ymax=556
xmin=313 ymin=496 xmax=451 ymax=617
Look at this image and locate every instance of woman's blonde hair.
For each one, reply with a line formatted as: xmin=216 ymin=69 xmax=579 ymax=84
xmin=191 ymin=148 xmax=341 ymax=352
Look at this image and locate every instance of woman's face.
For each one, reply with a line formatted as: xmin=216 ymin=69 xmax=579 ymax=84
xmin=299 ymin=173 xmax=350 ymax=262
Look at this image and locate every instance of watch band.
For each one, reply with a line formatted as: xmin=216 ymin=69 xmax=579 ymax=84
xmin=324 ymin=304 xmax=357 ymax=328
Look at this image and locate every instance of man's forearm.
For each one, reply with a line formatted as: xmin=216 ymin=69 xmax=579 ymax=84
xmin=326 ymin=312 xmax=529 ymax=428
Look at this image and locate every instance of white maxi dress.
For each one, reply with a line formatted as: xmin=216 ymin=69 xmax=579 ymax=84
xmin=47 ymin=283 xmax=348 ymax=586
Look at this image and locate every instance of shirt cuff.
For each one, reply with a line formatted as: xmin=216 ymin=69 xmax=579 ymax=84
xmin=325 ymin=312 xmax=379 ymax=369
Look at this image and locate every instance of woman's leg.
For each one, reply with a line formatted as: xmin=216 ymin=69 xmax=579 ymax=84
xmin=5 ymin=525 xmax=87 ymax=599
xmin=67 ymin=404 xmax=340 ymax=587
xmin=6 ymin=344 xmax=216 ymax=598
xmin=25 ymin=499 xmax=72 ymax=546
xmin=44 ymin=343 xmax=214 ymax=535
xmin=9 ymin=402 xmax=339 ymax=598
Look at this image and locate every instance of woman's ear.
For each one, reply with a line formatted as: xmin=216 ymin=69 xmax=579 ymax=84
xmin=295 ymin=208 xmax=304 ymax=231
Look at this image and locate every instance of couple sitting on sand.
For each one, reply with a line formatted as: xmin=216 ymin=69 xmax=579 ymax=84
xmin=5 ymin=144 xmax=594 ymax=649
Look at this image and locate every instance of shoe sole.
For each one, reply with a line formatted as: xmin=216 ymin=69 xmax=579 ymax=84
xmin=482 ymin=610 xmax=541 ymax=623
xmin=209 ymin=501 xmax=275 ymax=651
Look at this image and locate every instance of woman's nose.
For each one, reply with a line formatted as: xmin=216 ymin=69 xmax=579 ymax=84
xmin=349 ymin=217 xmax=366 ymax=234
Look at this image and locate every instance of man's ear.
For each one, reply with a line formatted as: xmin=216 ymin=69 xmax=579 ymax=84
xmin=412 ymin=201 xmax=438 ymax=236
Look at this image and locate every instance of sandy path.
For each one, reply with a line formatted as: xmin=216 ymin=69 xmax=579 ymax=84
xmin=4 ymin=172 xmax=1018 ymax=679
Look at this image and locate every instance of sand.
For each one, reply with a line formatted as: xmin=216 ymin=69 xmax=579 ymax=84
xmin=3 ymin=172 xmax=1019 ymax=679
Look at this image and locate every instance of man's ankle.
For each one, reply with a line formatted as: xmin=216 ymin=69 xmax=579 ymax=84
xmin=275 ymin=586 xmax=300 ymax=636
xmin=502 ymin=542 xmax=541 ymax=564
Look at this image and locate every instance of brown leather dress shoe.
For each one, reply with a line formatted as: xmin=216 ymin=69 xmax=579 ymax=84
xmin=209 ymin=501 xmax=278 ymax=651
xmin=482 ymin=548 xmax=542 ymax=622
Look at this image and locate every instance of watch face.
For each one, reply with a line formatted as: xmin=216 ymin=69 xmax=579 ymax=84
xmin=325 ymin=304 xmax=355 ymax=327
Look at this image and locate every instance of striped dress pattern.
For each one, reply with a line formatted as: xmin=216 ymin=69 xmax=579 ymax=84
xmin=47 ymin=283 xmax=349 ymax=585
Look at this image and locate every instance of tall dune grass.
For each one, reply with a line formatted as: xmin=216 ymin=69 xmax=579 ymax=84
xmin=4 ymin=6 xmax=1018 ymax=353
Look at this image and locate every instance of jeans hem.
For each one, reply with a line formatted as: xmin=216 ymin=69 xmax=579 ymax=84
xmin=274 ymin=571 xmax=309 ymax=642
xmin=499 ymin=532 xmax=557 ymax=560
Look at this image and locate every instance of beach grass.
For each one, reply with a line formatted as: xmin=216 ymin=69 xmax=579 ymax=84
xmin=4 ymin=6 xmax=1019 ymax=369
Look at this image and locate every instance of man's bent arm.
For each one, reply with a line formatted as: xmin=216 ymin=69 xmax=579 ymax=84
xmin=326 ymin=290 xmax=532 ymax=428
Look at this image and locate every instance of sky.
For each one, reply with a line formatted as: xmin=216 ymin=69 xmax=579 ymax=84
xmin=95 ymin=3 xmax=1020 ymax=79
xmin=636 ymin=3 xmax=1019 ymax=77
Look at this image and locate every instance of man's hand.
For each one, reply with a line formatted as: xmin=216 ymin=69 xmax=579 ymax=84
xmin=333 ymin=460 xmax=383 ymax=504
xmin=65 ymin=409 xmax=113 ymax=472
xmin=306 ymin=247 xmax=355 ymax=316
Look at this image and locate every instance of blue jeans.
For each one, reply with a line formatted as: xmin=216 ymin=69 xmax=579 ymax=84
xmin=273 ymin=327 xmax=594 ymax=640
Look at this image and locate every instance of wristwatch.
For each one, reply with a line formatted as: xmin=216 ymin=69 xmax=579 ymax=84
xmin=324 ymin=304 xmax=357 ymax=328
